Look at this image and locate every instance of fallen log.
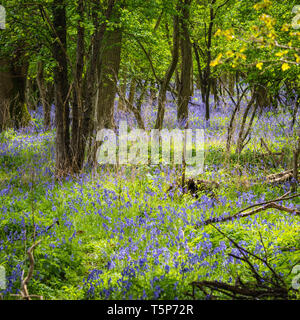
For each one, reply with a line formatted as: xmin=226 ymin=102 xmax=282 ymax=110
xmin=265 ymin=169 xmax=295 ymax=184
xmin=191 ymin=279 xmax=288 ymax=300
xmin=168 ymin=178 xmax=220 ymax=199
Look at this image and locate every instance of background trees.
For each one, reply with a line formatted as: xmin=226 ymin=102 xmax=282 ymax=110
xmin=0 ymin=0 xmax=299 ymax=176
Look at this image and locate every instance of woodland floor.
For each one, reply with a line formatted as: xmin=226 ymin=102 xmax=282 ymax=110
xmin=0 ymin=93 xmax=299 ymax=300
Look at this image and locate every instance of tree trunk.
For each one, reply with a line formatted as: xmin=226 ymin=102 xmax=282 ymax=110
xmin=128 ymin=78 xmax=137 ymax=110
xmin=255 ymin=85 xmax=271 ymax=109
xmin=292 ymin=128 xmax=300 ymax=192
xmin=226 ymin=102 xmax=240 ymax=153
xmin=212 ymin=77 xmax=219 ymax=108
xmin=36 ymin=61 xmax=51 ymax=130
xmin=118 ymin=73 xmax=127 ymax=111
xmin=236 ymin=91 xmax=257 ymax=155
xmin=291 ymin=94 xmax=299 ymax=130
xmin=136 ymin=80 xmax=148 ymax=112
xmin=25 ymin=78 xmax=38 ymax=111
xmin=204 ymin=0 xmax=217 ymax=123
xmin=228 ymin=73 xmax=235 ymax=97
xmin=149 ymin=80 xmax=157 ymax=106
xmin=193 ymin=43 xmax=206 ymax=104
xmin=155 ymin=7 xmax=180 ymax=130
xmin=79 ymin=0 xmax=116 ymax=168
xmin=0 ymin=53 xmax=31 ymax=129
xmin=52 ymin=0 xmax=71 ymax=177
xmin=177 ymin=0 xmax=192 ymax=127
xmin=71 ymin=0 xmax=85 ymax=171
xmin=0 ymin=59 xmax=13 ymax=131
xmin=96 ymin=26 xmax=122 ymax=131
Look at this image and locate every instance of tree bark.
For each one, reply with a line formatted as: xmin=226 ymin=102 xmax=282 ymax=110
xmin=136 ymin=80 xmax=148 ymax=112
xmin=128 ymin=78 xmax=137 ymax=111
xmin=291 ymin=94 xmax=299 ymax=130
xmin=193 ymin=43 xmax=206 ymax=104
xmin=36 ymin=61 xmax=50 ymax=130
xmin=71 ymin=0 xmax=85 ymax=171
xmin=236 ymin=91 xmax=257 ymax=155
xmin=292 ymin=128 xmax=300 ymax=192
xmin=118 ymin=72 xmax=127 ymax=111
xmin=52 ymin=0 xmax=71 ymax=177
xmin=204 ymin=0 xmax=217 ymax=122
xmin=155 ymin=6 xmax=180 ymax=130
xmin=96 ymin=26 xmax=122 ymax=131
xmin=0 ymin=53 xmax=31 ymax=129
xmin=78 ymin=0 xmax=116 ymax=168
xmin=177 ymin=0 xmax=192 ymax=127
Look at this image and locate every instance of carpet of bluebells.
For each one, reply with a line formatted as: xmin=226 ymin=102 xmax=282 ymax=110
xmin=0 ymin=91 xmax=299 ymax=300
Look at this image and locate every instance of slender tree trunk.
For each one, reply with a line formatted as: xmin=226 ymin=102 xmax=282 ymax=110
xmin=71 ymin=0 xmax=85 ymax=171
xmin=212 ymin=77 xmax=219 ymax=108
xmin=177 ymin=0 xmax=192 ymax=127
xmin=224 ymin=84 xmax=249 ymax=153
xmin=228 ymin=74 xmax=235 ymax=97
xmin=292 ymin=128 xmax=300 ymax=192
xmin=79 ymin=0 xmax=116 ymax=167
xmin=118 ymin=72 xmax=127 ymax=111
xmin=193 ymin=43 xmax=206 ymax=104
xmin=291 ymin=94 xmax=299 ymax=130
xmin=149 ymin=80 xmax=157 ymax=106
xmin=155 ymin=7 xmax=180 ymax=130
xmin=136 ymin=80 xmax=148 ymax=112
xmin=226 ymin=103 xmax=240 ymax=153
xmin=116 ymin=83 xmax=145 ymax=129
xmin=37 ymin=61 xmax=50 ymax=130
xmin=52 ymin=0 xmax=71 ymax=177
xmin=128 ymin=78 xmax=136 ymax=110
xmin=175 ymin=67 xmax=180 ymax=94
xmin=46 ymin=82 xmax=54 ymax=108
xmin=236 ymin=92 xmax=256 ymax=155
xmin=204 ymin=0 xmax=217 ymax=122
xmin=25 ymin=78 xmax=38 ymax=111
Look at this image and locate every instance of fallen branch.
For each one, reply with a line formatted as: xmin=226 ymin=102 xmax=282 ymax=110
xmin=191 ymin=279 xmax=288 ymax=300
xmin=252 ymin=169 xmax=300 ymax=185
xmin=197 ymin=192 xmax=300 ymax=226
xmin=19 ymin=240 xmax=42 ymax=300
xmin=266 ymin=170 xmax=296 ymax=184
xmin=190 ymin=226 xmax=291 ymax=300
xmin=12 ymin=219 xmax=59 ymax=300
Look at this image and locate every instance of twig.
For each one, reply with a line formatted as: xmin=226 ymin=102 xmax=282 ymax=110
xmin=20 ymin=240 xmax=42 ymax=300
xmin=13 ymin=220 xmax=59 ymax=300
